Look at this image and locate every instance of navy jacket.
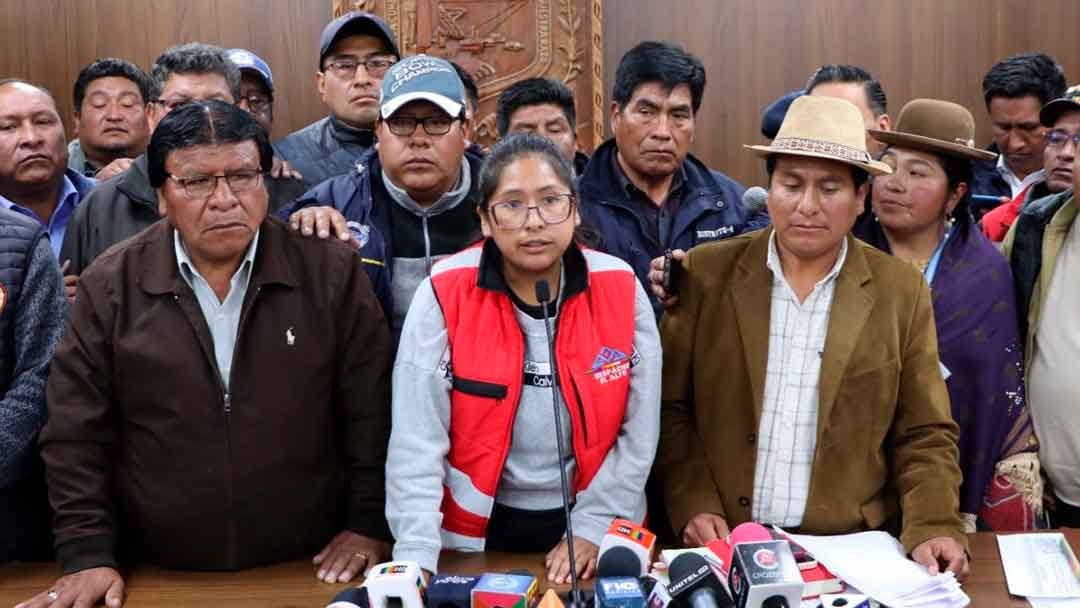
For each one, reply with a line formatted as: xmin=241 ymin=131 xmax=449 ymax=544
xmin=970 ymin=143 xmax=1010 ymax=219
xmin=577 ymin=139 xmax=769 ymax=312
xmin=279 ymin=148 xmax=484 ymax=321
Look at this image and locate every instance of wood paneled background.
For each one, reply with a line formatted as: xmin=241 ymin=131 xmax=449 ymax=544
xmin=2 ymin=0 xmax=1078 ymax=186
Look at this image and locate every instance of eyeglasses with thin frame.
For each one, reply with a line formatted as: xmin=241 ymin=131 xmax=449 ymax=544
xmin=166 ymin=170 xmax=264 ymax=198
xmin=386 ymin=115 xmax=457 ymax=137
xmin=322 ymin=55 xmax=397 ymax=80
xmin=1045 ymin=128 xmax=1080 ymax=149
xmin=238 ymin=94 xmax=272 ymax=113
xmin=489 ymin=193 xmax=575 ymax=230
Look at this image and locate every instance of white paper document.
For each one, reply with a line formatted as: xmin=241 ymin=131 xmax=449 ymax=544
xmin=781 ymin=529 xmax=969 ymax=608
xmin=997 ymin=533 xmax=1080 ymax=598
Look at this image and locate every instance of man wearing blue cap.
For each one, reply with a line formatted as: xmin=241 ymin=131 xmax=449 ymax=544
xmin=275 ymin=11 xmax=401 ymax=189
xmin=283 ymin=54 xmax=484 ymax=341
xmin=227 ymin=48 xmax=276 ymax=134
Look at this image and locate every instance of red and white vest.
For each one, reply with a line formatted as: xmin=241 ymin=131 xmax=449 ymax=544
xmin=430 ymin=243 xmax=638 ymax=551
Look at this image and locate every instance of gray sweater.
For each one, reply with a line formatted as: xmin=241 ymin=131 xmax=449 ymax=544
xmin=386 ymin=260 xmax=661 ymax=573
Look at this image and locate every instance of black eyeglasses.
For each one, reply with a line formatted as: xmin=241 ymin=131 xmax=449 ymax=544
xmin=1046 ymin=129 xmax=1080 ymax=148
xmin=386 ymin=115 xmax=457 ymax=137
xmin=323 ymin=55 xmax=397 ymax=80
xmin=489 ymin=193 xmax=575 ymax=230
xmin=238 ymin=94 xmax=272 ymax=113
xmin=166 ymin=170 xmax=264 ymax=198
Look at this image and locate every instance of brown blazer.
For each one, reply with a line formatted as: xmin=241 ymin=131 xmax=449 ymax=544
xmin=42 ymin=218 xmax=392 ymax=574
xmin=657 ymin=229 xmax=966 ymax=552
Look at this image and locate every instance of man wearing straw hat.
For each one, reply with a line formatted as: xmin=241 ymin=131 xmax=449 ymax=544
xmin=656 ymin=95 xmax=969 ymax=578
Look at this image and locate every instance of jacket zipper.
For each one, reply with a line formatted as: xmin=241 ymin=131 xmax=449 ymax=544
xmin=567 ymin=372 xmax=590 ymax=446
xmin=422 ymin=213 xmax=433 ymax=274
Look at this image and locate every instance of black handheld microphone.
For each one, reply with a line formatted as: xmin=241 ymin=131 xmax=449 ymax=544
xmin=597 ymin=546 xmax=644 ymax=579
xmin=667 ymin=553 xmax=733 ymax=608
xmin=535 ymin=279 xmax=585 ymax=608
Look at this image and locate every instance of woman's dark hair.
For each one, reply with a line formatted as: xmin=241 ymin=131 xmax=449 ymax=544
xmin=478 ymin=133 xmax=577 ymax=209
xmin=939 ymin=154 xmax=974 ymax=231
xmin=147 ymin=99 xmax=273 ymax=188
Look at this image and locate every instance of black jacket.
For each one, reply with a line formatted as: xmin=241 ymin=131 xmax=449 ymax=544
xmin=60 ymin=155 xmax=305 ymax=275
xmin=274 ymin=115 xmax=377 ymax=190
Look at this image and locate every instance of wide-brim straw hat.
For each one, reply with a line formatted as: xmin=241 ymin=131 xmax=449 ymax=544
xmin=868 ymin=98 xmax=996 ymax=162
xmin=746 ymin=95 xmax=892 ymax=176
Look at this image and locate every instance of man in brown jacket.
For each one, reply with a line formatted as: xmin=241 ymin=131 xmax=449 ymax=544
xmin=20 ymin=101 xmax=391 ymax=608
xmin=657 ymin=96 xmax=969 ymax=579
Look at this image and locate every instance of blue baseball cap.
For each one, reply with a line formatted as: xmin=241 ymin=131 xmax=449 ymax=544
xmin=319 ymin=11 xmax=399 ymax=69
xmin=227 ymin=48 xmax=274 ymax=93
xmin=380 ymin=55 xmax=465 ymax=119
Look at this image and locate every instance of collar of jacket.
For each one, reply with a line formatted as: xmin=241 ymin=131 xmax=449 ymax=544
xmin=476 ymin=237 xmax=588 ymax=300
xmin=328 ymin=114 xmax=376 ymax=147
xmin=140 ymin=217 xmax=299 ymax=295
xmin=115 ymin=154 xmax=158 ymax=209
xmin=729 ymin=229 xmax=874 ymax=438
xmin=579 ymin=138 xmax=725 ymax=207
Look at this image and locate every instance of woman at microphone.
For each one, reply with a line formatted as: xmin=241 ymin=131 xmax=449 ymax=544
xmin=852 ymin=99 xmax=1037 ymax=532
xmin=386 ymin=134 xmax=661 ymax=584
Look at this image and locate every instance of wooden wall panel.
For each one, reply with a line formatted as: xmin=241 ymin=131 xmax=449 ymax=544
xmin=2 ymin=0 xmax=1079 ymax=185
xmin=603 ymin=0 xmax=1080 ymax=186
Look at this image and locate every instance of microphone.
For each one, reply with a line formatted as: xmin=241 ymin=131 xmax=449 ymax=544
xmin=471 ymin=573 xmax=539 ymax=608
xmin=362 ymin=561 xmax=427 ymax=608
xmin=598 ymin=519 xmax=657 ymax=577
xmin=727 ymin=538 xmax=802 ymax=608
xmin=644 ymin=572 xmax=673 ymax=608
xmin=596 ymin=577 xmax=648 ymax=608
xmin=327 ymin=587 xmax=370 ymax=608
xmin=742 ymin=187 xmax=769 ymax=214
xmin=597 ymin=546 xmax=645 ymax=579
xmin=708 ymin=522 xmax=774 ymax=577
xmin=535 ymin=279 xmax=585 ymax=608
xmin=668 ymin=553 xmax=733 ymax=608
xmin=426 ymin=575 xmax=479 ymax=608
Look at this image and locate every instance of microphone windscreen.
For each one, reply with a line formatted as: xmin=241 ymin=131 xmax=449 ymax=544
xmin=742 ymin=186 xmax=769 ymax=213
xmin=596 ymin=545 xmax=642 ymax=579
xmin=667 ymin=552 xmax=710 ymax=587
xmin=535 ymin=279 xmax=552 ymax=303
xmin=729 ymin=522 xmax=772 ymax=546
xmin=327 ymin=587 xmax=370 ymax=608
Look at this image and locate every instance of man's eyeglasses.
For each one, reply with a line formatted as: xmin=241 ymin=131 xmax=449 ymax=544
xmin=238 ymin=94 xmax=272 ymax=113
xmin=166 ymin=170 xmax=264 ymax=198
xmin=323 ymin=55 xmax=397 ymax=80
xmin=1045 ymin=129 xmax=1080 ymax=148
xmin=386 ymin=115 xmax=457 ymax=137
xmin=489 ymin=193 xmax=575 ymax=230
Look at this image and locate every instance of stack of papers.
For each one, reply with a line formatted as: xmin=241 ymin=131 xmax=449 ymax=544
xmin=782 ymin=529 xmax=969 ymax=608
xmin=998 ymin=533 xmax=1080 ymax=607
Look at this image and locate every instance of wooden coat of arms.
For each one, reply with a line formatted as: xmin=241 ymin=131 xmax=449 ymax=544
xmin=332 ymin=0 xmax=604 ymax=151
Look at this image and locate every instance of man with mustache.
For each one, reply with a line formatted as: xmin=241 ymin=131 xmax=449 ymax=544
xmin=576 ymin=41 xmax=768 ymax=315
xmin=970 ymin=53 xmax=1066 ymax=220
xmin=0 ymin=80 xmax=97 ymax=261
xmin=984 ymin=88 xmax=1080 ymax=242
xmin=67 ymin=58 xmax=151 ymax=181
xmin=18 ymin=101 xmax=392 ymax=608
xmin=275 ymin=11 xmax=400 ymax=189
xmin=283 ymin=54 xmax=482 ymax=339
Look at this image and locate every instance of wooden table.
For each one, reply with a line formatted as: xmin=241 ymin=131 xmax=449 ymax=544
xmin=1 ymin=531 xmax=1071 ymax=607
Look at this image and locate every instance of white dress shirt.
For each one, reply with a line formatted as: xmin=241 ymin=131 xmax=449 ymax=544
xmin=752 ymin=231 xmax=847 ymax=527
xmin=997 ymin=154 xmax=1045 ymax=199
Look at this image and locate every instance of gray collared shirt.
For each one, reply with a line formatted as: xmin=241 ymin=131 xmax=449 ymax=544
xmin=174 ymin=229 xmax=259 ymax=391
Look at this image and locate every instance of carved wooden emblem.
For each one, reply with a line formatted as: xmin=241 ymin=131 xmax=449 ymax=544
xmin=332 ymin=0 xmax=604 ymax=151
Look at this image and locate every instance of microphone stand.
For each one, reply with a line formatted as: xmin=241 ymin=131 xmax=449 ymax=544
xmin=535 ymin=279 xmax=585 ymax=608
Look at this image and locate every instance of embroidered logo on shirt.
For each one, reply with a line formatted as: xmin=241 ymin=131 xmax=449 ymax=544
xmin=286 ymin=326 xmax=296 ymax=346
xmin=347 ymin=221 xmax=371 ymax=248
xmin=697 ymin=225 xmax=735 ymax=240
xmin=589 ymin=346 xmax=632 ymax=384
